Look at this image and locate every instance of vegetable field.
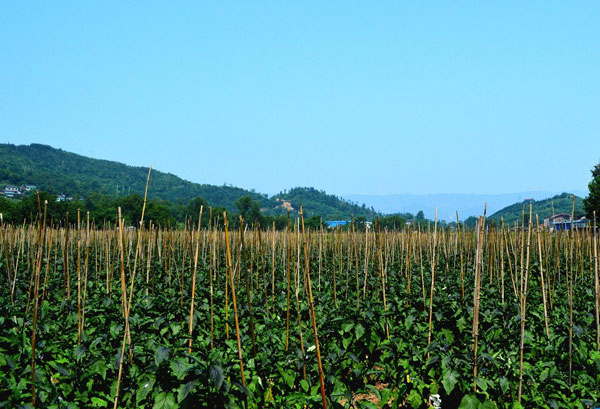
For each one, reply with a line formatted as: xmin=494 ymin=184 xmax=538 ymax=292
xmin=1 ymin=203 xmax=599 ymax=408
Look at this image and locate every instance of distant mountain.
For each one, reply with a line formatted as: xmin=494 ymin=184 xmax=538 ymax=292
xmin=345 ymin=191 xmax=588 ymax=222
xmin=0 ymin=143 xmax=377 ymax=220
xmin=488 ymin=193 xmax=585 ymax=225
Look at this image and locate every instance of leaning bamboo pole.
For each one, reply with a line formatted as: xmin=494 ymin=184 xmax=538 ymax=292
xmin=113 ymin=167 xmax=151 ymax=409
xmin=240 ymin=216 xmax=257 ymax=358
xmin=517 ymin=203 xmax=533 ymax=404
xmin=223 ymin=213 xmax=246 ymax=386
xmin=299 ymin=205 xmax=327 ymax=409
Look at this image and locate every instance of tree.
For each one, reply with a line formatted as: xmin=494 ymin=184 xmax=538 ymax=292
xmin=146 ymin=200 xmax=176 ymax=227
xmin=584 ymin=162 xmax=600 ymax=219
xmin=118 ymin=194 xmax=143 ymax=226
xmin=380 ymin=214 xmax=406 ymax=231
xmin=234 ymin=195 xmax=263 ymax=227
xmin=0 ymin=197 xmax=16 ymax=223
xmin=185 ymin=197 xmax=209 ymax=226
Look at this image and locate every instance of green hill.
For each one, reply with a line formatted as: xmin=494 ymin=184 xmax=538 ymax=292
xmin=273 ymin=187 xmax=376 ymax=220
xmin=488 ymin=193 xmax=585 ymax=225
xmin=0 ymin=143 xmax=377 ymax=220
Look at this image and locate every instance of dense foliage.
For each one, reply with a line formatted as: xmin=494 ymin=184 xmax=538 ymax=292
xmin=1 ymin=213 xmax=599 ymax=408
xmin=583 ymin=163 xmax=600 ymax=220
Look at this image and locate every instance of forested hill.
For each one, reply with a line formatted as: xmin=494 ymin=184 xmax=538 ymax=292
xmin=273 ymin=187 xmax=376 ymax=219
xmin=0 ymin=143 xmax=377 ymax=219
xmin=488 ymin=193 xmax=585 ymax=225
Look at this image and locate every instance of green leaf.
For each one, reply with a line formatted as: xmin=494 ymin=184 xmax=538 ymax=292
xmin=475 ymin=377 xmax=488 ymax=392
xmin=90 ymin=397 xmax=108 ymax=407
xmin=408 ymin=389 xmax=422 ymax=409
xmin=300 ymin=379 xmax=309 ymax=392
xmin=342 ymin=323 xmax=353 ymax=333
xmin=75 ymin=345 xmax=86 ymax=361
xmin=540 ymin=367 xmax=549 ymax=382
xmin=136 ymin=378 xmax=155 ymax=405
xmin=354 ymin=324 xmax=365 ymax=340
xmin=278 ymin=367 xmax=294 ymax=389
xmin=209 ymin=365 xmax=224 ymax=391
xmin=499 ymin=376 xmax=509 ymax=395
xmin=170 ymin=358 xmax=192 ymax=380
xmin=170 ymin=322 xmax=181 ymax=336
xmin=342 ymin=336 xmax=351 ymax=350
xmin=480 ymin=399 xmax=498 ymax=409
xmin=404 ymin=314 xmax=415 ymax=330
xmin=458 ymin=394 xmax=479 ymax=409
xmin=178 ymin=380 xmax=198 ymax=403
xmin=154 ymin=347 xmax=170 ymax=366
xmin=89 ymin=360 xmax=108 ymax=380
xmin=152 ymin=392 xmax=177 ymax=409
xmin=442 ymin=369 xmax=459 ymax=394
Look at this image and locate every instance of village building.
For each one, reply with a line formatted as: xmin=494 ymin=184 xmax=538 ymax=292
xmin=543 ymin=213 xmax=589 ymax=231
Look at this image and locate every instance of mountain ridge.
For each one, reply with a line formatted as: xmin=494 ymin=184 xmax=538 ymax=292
xmin=0 ymin=143 xmax=377 ymax=220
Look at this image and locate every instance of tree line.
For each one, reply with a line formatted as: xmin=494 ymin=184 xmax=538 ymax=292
xmin=0 ymin=191 xmax=432 ymax=231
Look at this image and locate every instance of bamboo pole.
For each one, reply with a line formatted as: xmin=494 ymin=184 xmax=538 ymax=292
xmin=223 ymin=213 xmax=245 ymax=386
xmin=188 ymin=206 xmax=203 ymax=353
xmin=299 ymin=205 xmax=327 ymax=409
xmin=30 ymin=200 xmax=47 ymax=407
xmin=426 ymin=208 xmax=438 ymax=360
xmin=536 ymin=215 xmax=550 ymax=339
xmin=517 ymin=203 xmax=533 ymax=404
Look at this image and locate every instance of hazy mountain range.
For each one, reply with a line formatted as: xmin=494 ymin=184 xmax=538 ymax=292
xmin=345 ymin=191 xmax=588 ymax=221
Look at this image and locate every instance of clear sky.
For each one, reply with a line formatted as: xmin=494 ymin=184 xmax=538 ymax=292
xmin=1 ymin=2 xmax=598 ymax=196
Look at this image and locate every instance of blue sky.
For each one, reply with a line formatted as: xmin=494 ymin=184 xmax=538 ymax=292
xmin=1 ymin=2 xmax=598 ymax=196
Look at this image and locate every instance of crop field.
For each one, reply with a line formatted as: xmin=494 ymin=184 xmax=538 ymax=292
xmin=1 ymin=204 xmax=599 ymax=409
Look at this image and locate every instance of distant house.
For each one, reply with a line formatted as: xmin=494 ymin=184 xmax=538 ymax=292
xmin=543 ymin=213 xmax=570 ymax=228
xmin=56 ymin=194 xmax=73 ymax=202
xmin=20 ymin=184 xmax=37 ymax=192
xmin=544 ymin=213 xmax=589 ymax=231
xmin=4 ymin=185 xmax=21 ymax=198
xmin=326 ymin=220 xmax=348 ymax=229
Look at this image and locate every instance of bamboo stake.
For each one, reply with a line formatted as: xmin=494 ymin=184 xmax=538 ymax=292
xmin=223 ymin=212 xmax=246 ymax=386
xmin=240 ymin=216 xmax=257 ymax=358
xmin=535 ymin=215 xmax=550 ymax=339
xmin=426 ymin=208 xmax=438 ymax=360
xmin=188 ymin=206 xmax=203 ymax=353
xmin=285 ymin=212 xmax=292 ymax=351
xmin=473 ymin=203 xmax=487 ymax=391
xmin=299 ymin=205 xmax=327 ymax=409
xmin=377 ymin=219 xmax=389 ymax=340
xmin=517 ymin=203 xmax=533 ymax=404
xmin=567 ymin=195 xmax=575 ymax=386
xmin=594 ymin=211 xmax=599 ymax=352
xmin=30 ymin=200 xmax=47 ymax=407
